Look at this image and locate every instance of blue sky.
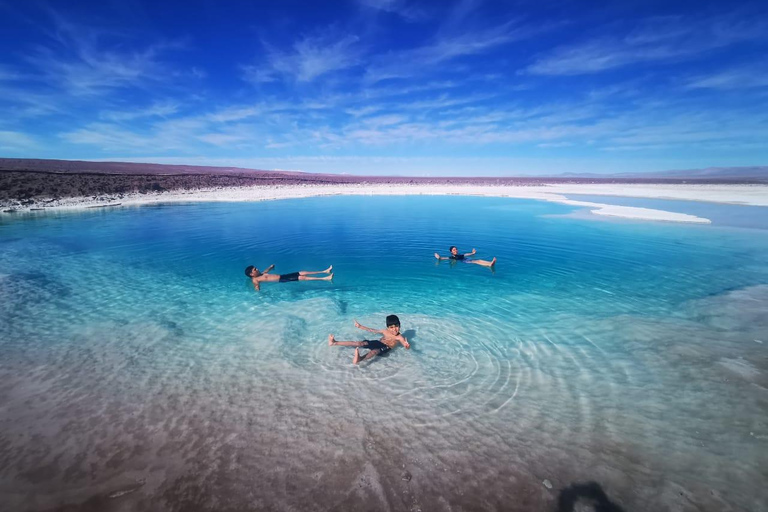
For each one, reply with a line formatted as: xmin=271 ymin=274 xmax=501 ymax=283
xmin=1 ymin=0 xmax=766 ymax=176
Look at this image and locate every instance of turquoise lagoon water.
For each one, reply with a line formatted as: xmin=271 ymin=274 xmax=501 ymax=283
xmin=1 ymin=195 xmax=767 ymax=512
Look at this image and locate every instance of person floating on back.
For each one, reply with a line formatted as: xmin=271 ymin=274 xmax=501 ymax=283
xmin=434 ymin=246 xmax=496 ymax=267
xmin=245 ymin=264 xmax=333 ymax=291
xmin=329 ymin=315 xmax=410 ymax=365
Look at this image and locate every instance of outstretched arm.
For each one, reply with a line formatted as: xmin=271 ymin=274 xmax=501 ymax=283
xmin=464 ymin=248 xmax=477 ymax=257
xmin=435 ymin=253 xmax=449 ymax=260
xmin=398 ymin=335 xmax=410 ymax=349
xmin=262 ymin=264 xmax=275 ymax=274
xmin=354 ymin=319 xmax=383 ymax=334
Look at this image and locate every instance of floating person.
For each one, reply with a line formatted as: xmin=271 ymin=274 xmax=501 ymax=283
xmin=328 ymin=315 xmax=410 ymax=365
xmin=434 ymin=246 xmax=496 ymax=267
xmin=245 ymin=264 xmax=333 ymax=291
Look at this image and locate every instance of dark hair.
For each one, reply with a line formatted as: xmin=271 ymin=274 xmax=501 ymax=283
xmin=245 ymin=265 xmax=255 ymax=277
xmin=386 ymin=314 xmax=400 ymax=327
xmin=449 ymin=246 xmax=457 ymax=252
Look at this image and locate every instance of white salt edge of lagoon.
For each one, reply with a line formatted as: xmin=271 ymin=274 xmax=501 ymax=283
xmin=5 ymin=183 xmax=768 ymax=224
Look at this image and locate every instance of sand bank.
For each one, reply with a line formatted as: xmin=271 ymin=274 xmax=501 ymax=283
xmin=4 ymin=183 xmax=768 ymax=223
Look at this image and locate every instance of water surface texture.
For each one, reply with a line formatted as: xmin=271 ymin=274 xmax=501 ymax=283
xmin=1 ymin=196 xmax=767 ymax=512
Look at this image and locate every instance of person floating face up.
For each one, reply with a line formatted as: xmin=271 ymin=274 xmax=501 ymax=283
xmin=328 ymin=314 xmax=410 ymax=365
xmin=434 ymin=246 xmax=496 ymax=268
xmin=244 ymin=264 xmax=333 ymax=291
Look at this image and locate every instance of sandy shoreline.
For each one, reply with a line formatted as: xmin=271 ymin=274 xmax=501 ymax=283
xmin=3 ymin=183 xmax=768 ymax=223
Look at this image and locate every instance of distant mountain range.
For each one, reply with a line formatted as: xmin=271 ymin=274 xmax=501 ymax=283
xmin=558 ymin=167 xmax=768 ymax=180
xmin=1 ymin=158 xmax=766 ymax=181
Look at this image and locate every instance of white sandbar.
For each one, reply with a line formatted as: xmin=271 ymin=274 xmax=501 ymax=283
xmin=6 ymin=183 xmax=768 ymax=223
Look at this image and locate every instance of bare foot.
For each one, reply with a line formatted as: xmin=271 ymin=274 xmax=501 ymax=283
xmin=328 ymin=334 xmax=336 ymax=346
xmin=324 ymin=265 xmax=333 ymax=273
xmin=353 ymin=348 xmax=360 ymax=365
xmin=491 ymin=257 xmax=497 ymax=266
xmin=327 ymin=273 xmax=334 ymax=281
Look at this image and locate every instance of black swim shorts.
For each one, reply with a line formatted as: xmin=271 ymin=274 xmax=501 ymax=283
xmin=278 ymin=272 xmax=300 ymax=282
xmin=362 ymin=339 xmax=391 ymax=356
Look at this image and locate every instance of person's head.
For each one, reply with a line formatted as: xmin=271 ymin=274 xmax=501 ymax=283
xmin=449 ymin=246 xmax=458 ymax=255
xmin=245 ymin=265 xmax=261 ymax=278
xmin=386 ymin=314 xmax=401 ymax=335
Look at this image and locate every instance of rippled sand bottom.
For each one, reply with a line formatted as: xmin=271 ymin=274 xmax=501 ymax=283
xmin=2 ymin=285 xmax=766 ymax=512
xmin=1 ymin=197 xmax=767 ymax=511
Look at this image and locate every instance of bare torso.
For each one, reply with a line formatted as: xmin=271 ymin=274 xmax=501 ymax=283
xmin=379 ymin=333 xmax=405 ymax=348
xmin=253 ymin=274 xmax=281 ymax=283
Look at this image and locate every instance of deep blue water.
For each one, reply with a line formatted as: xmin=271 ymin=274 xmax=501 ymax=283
xmin=1 ymin=196 xmax=767 ymax=511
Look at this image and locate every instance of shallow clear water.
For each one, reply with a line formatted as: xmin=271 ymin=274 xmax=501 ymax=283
xmin=1 ymin=196 xmax=767 ymax=512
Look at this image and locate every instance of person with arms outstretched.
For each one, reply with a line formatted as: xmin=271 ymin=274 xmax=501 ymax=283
xmin=435 ymin=246 xmax=496 ymax=267
xmin=245 ymin=264 xmax=333 ymax=291
xmin=329 ymin=315 xmax=410 ymax=365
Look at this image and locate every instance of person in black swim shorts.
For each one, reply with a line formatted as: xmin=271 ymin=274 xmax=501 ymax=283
xmin=434 ymin=246 xmax=496 ymax=267
xmin=329 ymin=315 xmax=410 ymax=365
xmin=245 ymin=264 xmax=333 ymax=291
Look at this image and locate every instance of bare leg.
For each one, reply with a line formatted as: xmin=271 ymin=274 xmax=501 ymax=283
xmin=353 ymin=349 xmax=379 ymax=365
xmin=328 ymin=334 xmax=364 ymax=347
xmin=468 ymin=257 xmax=496 ymax=268
xmin=299 ymin=265 xmax=332 ymax=276
xmin=299 ymin=273 xmax=333 ymax=281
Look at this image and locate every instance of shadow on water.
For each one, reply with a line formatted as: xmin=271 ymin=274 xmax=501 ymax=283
xmin=556 ymin=482 xmax=626 ymax=512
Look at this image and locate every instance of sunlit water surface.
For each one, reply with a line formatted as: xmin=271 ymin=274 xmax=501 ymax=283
xmin=1 ymin=196 xmax=767 ymax=512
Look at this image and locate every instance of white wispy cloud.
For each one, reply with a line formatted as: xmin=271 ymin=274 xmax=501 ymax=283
xmin=0 ymin=64 xmax=26 ymax=81
xmin=0 ymin=84 xmax=64 ymax=118
xmin=0 ymin=130 xmax=40 ymax=151
xmin=100 ymin=101 xmax=180 ymax=121
xmin=357 ymin=0 xmax=428 ymax=22
xmin=345 ymin=105 xmax=384 ymax=117
xmin=686 ymin=64 xmax=768 ymax=90
xmin=60 ymin=123 xmax=154 ymax=149
xmin=358 ymin=114 xmax=408 ymax=127
xmin=243 ymin=33 xmax=363 ymax=84
xmin=364 ymin=19 xmax=528 ymax=83
xmin=399 ymin=92 xmax=496 ymax=111
xmin=538 ymin=142 xmax=575 ymax=148
xmin=197 ymin=133 xmax=251 ymax=146
xmin=524 ymin=14 xmax=768 ymax=76
xmin=207 ymin=106 xmax=262 ymax=123
xmin=25 ymin=10 xmax=184 ymax=96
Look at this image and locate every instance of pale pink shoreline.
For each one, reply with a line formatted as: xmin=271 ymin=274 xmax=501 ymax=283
xmin=4 ymin=183 xmax=768 ymax=224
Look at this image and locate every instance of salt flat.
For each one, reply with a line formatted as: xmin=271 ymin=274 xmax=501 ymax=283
xmin=12 ymin=183 xmax=767 ymax=224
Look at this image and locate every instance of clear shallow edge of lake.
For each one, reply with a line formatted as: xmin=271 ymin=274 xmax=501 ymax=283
xmin=1 ymin=195 xmax=767 ymax=512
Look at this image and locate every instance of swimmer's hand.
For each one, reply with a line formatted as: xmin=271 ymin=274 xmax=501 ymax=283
xmin=354 ymin=319 xmax=361 ymax=328
xmin=470 ymin=248 xmax=477 ymax=255
xmin=402 ymin=337 xmax=410 ymax=349
xmin=434 ymin=253 xmax=440 ymax=259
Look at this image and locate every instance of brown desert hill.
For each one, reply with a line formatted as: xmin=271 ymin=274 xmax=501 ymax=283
xmin=0 ymin=157 xmax=354 ymax=178
xmin=1 ymin=157 xmax=766 ymax=209
xmin=0 ymin=158 xmax=360 ymax=207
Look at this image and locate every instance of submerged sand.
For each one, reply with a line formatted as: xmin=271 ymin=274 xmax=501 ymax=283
xmin=5 ymin=182 xmax=767 ymax=224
